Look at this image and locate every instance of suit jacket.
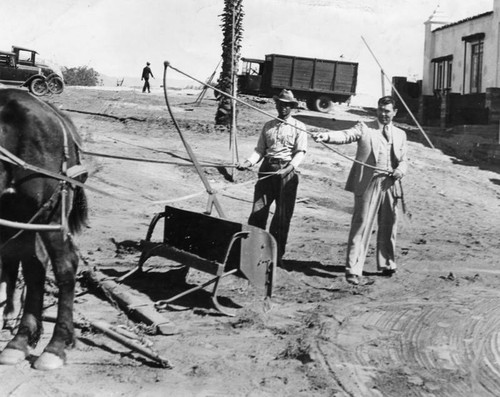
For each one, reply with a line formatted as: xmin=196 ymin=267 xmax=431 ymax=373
xmin=325 ymin=120 xmax=408 ymax=195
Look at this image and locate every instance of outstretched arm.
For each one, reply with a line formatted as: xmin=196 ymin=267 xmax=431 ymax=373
xmin=312 ymin=122 xmax=364 ymax=144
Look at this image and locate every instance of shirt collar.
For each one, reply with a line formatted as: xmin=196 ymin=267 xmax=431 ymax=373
xmin=377 ymin=121 xmax=392 ymax=131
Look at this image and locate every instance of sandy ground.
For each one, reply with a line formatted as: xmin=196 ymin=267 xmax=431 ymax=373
xmin=1 ymin=85 xmax=500 ymax=397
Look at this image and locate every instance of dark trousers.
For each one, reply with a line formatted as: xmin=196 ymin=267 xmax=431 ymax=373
xmin=248 ymin=159 xmax=299 ymax=260
xmin=142 ymin=78 xmax=150 ymax=93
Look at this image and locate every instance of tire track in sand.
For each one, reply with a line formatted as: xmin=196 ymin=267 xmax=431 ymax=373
xmin=317 ymin=292 xmax=500 ymax=396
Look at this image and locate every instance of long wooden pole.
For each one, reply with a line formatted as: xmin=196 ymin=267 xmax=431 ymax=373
xmin=361 ymin=35 xmax=435 ymax=149
xmin=81 ymin=268 xmax=177 ymax=335
xmin=381 ymin=69 xmax=385 ymax=96
xmin=230 ymin=3 xmax=238 ymax=178
xmin=42 ymin=315 xmax=172 ymax=368
xmin=163 ymin=63 xmax=226 ymax=217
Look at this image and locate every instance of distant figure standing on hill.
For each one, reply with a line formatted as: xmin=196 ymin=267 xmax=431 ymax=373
xmin=141 ymin=62 xmax=154 ymax=93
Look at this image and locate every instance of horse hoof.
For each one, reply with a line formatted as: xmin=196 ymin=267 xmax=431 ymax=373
xmin=0 ymin=348 xmax=27 ymax=365
xmin=33 ymin=352 xmax=64 ymax=370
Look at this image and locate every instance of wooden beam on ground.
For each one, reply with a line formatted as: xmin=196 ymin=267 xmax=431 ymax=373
xmin=43 ymin=315 xmax=173 ymax=368
xmin=81 ymin=268 xmax=177 ymax=335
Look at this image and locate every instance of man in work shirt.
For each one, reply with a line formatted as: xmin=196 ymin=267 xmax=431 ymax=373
xmin=238 ymin=89 xmax=307 ymax=264
xmin=313 ymin=96 xmax=408 ymax=285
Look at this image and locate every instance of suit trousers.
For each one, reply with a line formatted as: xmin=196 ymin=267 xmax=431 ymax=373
xmin=345 ymin=175 xmax=398 ymax=276
xmin=248 ymin=160 xmax=298 ymax=260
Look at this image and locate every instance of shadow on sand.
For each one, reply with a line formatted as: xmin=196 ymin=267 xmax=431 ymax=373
xmin=281 ymin=259 xmax=344 ymax=279
xmin=101 ymin=266 xmax=240 ymax=316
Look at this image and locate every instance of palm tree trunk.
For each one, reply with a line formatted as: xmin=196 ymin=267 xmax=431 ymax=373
xmin=215 ymin=0 xmax=244 ymax=126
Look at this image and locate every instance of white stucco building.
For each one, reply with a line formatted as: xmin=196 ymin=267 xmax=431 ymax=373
xmin=419 ymin=0 xmax=500 ymax=128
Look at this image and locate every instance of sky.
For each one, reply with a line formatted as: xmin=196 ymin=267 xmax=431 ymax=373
xmin=1 ymin=0 xmax=494 ymax=105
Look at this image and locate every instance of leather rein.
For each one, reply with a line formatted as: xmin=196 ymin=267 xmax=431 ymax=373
xmin=0 ymin=109 xmax=82 ymax=234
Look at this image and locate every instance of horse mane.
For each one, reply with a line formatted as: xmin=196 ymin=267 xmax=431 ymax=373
xmin=43 ymin=101 xmax=84 ymax=150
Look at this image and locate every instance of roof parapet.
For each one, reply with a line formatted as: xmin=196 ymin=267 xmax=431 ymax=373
xmin=425 ymin=4 xmax=450 ymax=25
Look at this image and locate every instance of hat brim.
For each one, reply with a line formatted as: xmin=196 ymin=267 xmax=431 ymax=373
xmin=273 ymin=96 xmax=299 ymax=106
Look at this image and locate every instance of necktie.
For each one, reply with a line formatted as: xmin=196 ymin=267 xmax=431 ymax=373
xmin=383 ymin=125 xmax=396 ymax=168
xmin=382 ymin=125 xmax=390 ymax=142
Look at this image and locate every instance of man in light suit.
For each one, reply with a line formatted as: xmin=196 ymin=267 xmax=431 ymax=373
xmin=313 ymin=96 xmax=408 ymax=285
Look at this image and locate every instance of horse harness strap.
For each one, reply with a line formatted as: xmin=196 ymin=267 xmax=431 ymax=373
xmin=0 ymin=119 xmax=85 ymax=235
xmin=0 ymin=143 xmax=108 ymax=196
xmin=0 ymin=187 xmax=63 ymax=251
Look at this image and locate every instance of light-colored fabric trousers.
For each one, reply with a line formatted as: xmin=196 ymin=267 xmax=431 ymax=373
xmin=345 ymin=175 xmax=398 ymax=276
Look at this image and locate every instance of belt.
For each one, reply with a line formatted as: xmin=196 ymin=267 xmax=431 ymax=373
xmin=266 ymin=158 xmax=290 ymax=165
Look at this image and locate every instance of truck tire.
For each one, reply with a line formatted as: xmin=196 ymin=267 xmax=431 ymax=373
xmin=314 ymin=95 xmax=333 ymax=113
xmin=29 ymin=77 xmax=48 ymax=96
xmin=306 ymin=98 xmax=315 ymax=111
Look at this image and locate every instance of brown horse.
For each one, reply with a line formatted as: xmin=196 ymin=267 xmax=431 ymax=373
xmin=0 ymin=88 xmax=88 ymax=370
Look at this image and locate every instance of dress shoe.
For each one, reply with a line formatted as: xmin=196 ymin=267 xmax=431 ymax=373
xmin=381 ymin=268 xmax=396 ymax=277
xmin=346 ymin=274 xmax=360 ymax=285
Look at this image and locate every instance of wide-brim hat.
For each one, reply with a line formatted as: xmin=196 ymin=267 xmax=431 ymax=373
xmin=273 ymin=89 xmax=298 ymax=107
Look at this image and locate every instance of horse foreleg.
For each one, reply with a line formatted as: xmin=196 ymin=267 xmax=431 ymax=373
xmin=0 ymin=247 xmax=45 ymax=366
xmin=0 ymin=259 xmax=22 ymax=330
xmin=0 ymin=280 xmax=5 ymax=329
xmin=33 ymin=232 xmax=77 ymax=370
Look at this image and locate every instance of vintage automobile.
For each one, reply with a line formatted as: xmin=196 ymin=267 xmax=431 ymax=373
xmin=0 ymin=46 xmax=64 ymax=96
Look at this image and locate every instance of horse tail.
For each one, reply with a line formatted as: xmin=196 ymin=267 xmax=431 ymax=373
xmin=68 ymin=186 xmax=88 ymax=234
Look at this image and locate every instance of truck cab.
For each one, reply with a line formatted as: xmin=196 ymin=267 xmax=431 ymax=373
xmin=237 ymin=58 xmax=265 ymax=96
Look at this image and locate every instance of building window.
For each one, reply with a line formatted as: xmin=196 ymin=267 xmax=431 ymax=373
xmin=462 ymin=32 xmax=485 ymax=94
xmin=432 ymin=56 xmax=453 ymax=94
xmin=470 ymin=41 xmax=483 ymax=93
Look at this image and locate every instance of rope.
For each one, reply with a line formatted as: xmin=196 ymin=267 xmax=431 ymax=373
xmin=164 ymin=61 xmax=391 ymax=174
xmin=151 ymin=191 xmax=206 ymax=205
xmin=82 ymin=150 xmax=235 ymax=168
xmin=1 ymin=138 xmax=271 ymax=210
xmin=90 ymin=135 xmax=232 ymax=168
xmin=150 ymin=170 xmax=277 ymax=205
xmin=0 ymin=145 xmax=112 ymax=198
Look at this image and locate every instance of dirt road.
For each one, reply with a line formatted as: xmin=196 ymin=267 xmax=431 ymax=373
xmin=1 ymin=86 xmax=499 ymax=396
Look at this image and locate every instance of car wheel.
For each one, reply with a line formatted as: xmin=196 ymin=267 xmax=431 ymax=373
xmin=314 ymin=95 xmax=333 ymax=113
xmin=47 ymin=76 xmax=64 ymax=94
xmin=29 ymin=77 xmax=48 ymax=96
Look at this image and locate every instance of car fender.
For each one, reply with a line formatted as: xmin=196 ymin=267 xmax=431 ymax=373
xmin=22 ymin=74 xmax=46 ymax=87
xmin=46 ymin=72 xmax=64 ymax=82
